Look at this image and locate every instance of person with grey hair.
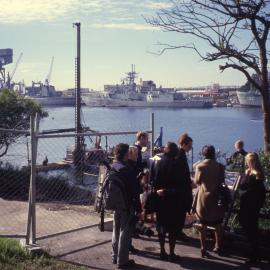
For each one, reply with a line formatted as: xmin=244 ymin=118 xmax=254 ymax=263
xmin=227 ymin=140 xmax=247 ymax=172
xmin=192 ymin=145 xmax=225 ymax=258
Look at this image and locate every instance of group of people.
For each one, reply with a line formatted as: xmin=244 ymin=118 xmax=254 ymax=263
xmin=109 ymin=132 xmax=266 ymax=268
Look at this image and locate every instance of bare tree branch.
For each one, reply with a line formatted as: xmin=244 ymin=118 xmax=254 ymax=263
xmin=146 ymin=0 xmax=270 ymax=151
xmin=0 ymin=142 xmax=9 ymax=158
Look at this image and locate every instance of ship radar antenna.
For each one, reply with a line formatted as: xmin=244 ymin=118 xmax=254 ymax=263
xmin=125 ymin=64 xmax=138 ymax=86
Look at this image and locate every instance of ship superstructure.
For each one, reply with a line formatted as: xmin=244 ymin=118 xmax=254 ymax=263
xmin=25 ymin=57 xmax=75 ymax=106
xmin=82 ymin=65 xmax=212 ymax=108
xmin=236 ymin=74 xmax=270 ymax=107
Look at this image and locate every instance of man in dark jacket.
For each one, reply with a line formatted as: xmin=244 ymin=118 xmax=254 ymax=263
xmin=177 ymin=133 xmax=194 ymax=242
xmin=127 ymin=146 xmax=143 ymax=253
xmin=111 ymin=143 xmax=141 ymax=269
xmin=134 ymin=131 xmax=149 ymax=173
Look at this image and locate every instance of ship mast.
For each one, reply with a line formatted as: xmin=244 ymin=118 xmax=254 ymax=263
xmin=125 ymin=64 xmax=138 ymax=89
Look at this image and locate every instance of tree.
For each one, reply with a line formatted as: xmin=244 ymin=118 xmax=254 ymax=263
xmin=0 ymin=89 xmax=47 ymax=157
xmin=147 ymin=0 xmax=270 ymax=152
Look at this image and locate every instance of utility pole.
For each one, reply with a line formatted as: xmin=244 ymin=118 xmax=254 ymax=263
xmin=74 ymin=22 xmax=81 ymax=140
xmin=73 ymin=22 xmax=83 ymax=184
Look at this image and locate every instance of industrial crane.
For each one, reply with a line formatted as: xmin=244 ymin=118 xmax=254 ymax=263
xmin=7 ymin=52 xmax=23 ymax=89
xmin=44 ymin=56 xmax=54 ymax=86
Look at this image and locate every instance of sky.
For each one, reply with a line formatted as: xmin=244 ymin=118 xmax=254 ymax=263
xmin=0 ymin=0 xmax=248 ymax=90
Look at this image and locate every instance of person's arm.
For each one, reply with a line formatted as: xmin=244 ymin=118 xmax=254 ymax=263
xmin=194 ymin=165 xmax=202 ymax=186
xmin=129 ymin=170 xmax=143 ymax=213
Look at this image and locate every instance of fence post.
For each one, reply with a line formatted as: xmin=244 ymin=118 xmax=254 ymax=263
xmin=26 ymin=114 xmax=39 ymax=245
xmin=150 ymin=113 xmax=154 ymax=157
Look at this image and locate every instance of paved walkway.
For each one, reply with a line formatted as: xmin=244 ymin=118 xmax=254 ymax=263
xmin=38 ymin=223 xmax=270 ymax=270
xmin=1 ymin=199 xmax=269 ymax=269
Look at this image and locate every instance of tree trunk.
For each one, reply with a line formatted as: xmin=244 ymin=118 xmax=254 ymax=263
xmin=259 ymin=43 xmax=270 ymax=153
xmin=261 ymin=70 xmax=270 ymax=153
xmin=262 ymin=97 xmax=270 ymax=153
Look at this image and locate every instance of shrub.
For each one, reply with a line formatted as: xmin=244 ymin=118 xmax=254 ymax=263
xmin=0 ymin=163 xmax=93 ymax=204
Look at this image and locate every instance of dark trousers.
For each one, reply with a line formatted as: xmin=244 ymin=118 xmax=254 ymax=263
xmin=239 ymin=209 xmax=260 ymax=257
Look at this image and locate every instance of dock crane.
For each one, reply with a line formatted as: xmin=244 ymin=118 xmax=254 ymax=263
xmin=45 ymin=56 xmax=54 ymax=86
xmin=7 ymin=52 xmax=23 ymax=89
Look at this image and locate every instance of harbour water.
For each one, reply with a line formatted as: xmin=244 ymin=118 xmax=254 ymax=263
xmin=42 ymin=106 xmax=263 ymax=156
xmin=4 ymin=106 xmax=263 ymax=167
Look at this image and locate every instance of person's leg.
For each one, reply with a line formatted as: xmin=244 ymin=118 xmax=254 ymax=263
xmin=199 ymin=224 xmax=210 ymax=257
xmin=129 ymin=214 xmax=139 ymax=253
xmin=246 ymin=214 xmax=259 ymax=262
xmin=158 ymin=231 xmax=168 ymax=260
xmin=118 ymin=210 xmax=133 ymax=266
xmin=178 ymin=210 xmax=189 ymax=242
xmin=158 ymin=232 xmax=166 ymax=253
xmin=112 ymin=211 xmax=120 ymax=263
xmin=199 ymin=224 xmax=207 ymax=251
xmin=213 ymin=224 xmax=223 ymax=251
xmin=168 ymin=231 xmax=177 ymax=255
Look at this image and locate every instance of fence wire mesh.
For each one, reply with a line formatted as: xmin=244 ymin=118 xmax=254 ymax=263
xmin=0 ymin=114 xmax=153 ymax=260
xmin=0 ymin=129 xmax=30 ymax=238
xmin=34 ymin=131 xmax=151 ymax=239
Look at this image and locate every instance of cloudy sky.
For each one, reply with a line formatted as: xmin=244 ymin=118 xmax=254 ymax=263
xmin=0 ymin=0 xmax=246 ymax=90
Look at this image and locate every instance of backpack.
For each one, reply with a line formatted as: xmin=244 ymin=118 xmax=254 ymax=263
xmin=100 ymin=168 xmax=128 ymax=211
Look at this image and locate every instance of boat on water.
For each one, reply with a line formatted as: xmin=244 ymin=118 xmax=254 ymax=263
xmin=82 ymin=65 xmax=213 ymax=108
xmin=236 ymin=74 xmax=270 ymax=107
xmin=25 ymin=81 xmax=75 ymax=106
xmin=103 ymin=91 xmax=212 ymax=108
xmin=81 ymin=90 xmax=109 ymax=107
xmin=237 ymin=89 xmax=261 ymax=107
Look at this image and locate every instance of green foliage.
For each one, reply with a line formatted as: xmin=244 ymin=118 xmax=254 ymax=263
xmin=0 ymin=238 xmax=27 ymax=264
xmin=0 ymin=89 xmax=48 ymax=157
xmin=0 ymin=163 xmax=93 ymax=204
xmin=0 ymin=163 xmax=30 ymax=200
xmin=0 ymin=238 xmax=87 ymax=269
xmin=258 ymin=149 xmax=270 ymax=187
xmin=228 ymin=150 xmax=270 ymax=233
xmin=258 ymin=150 xmax=270 ymax=219
xmin=226 ymin=154 xmax=246 ymax=174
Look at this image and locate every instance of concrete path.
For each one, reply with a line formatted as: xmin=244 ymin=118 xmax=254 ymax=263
xmin=38 ymin=224 xmax=269 ymax=270
xmin=1 ymin=199 xmax=269 ymax=269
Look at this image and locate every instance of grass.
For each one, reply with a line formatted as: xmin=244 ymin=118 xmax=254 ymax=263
xmin=0 ymin=238 xmax=87 ymax=270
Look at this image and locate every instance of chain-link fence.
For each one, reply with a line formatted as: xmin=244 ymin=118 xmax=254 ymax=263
xmin=0 ymin=127 xmax=30 ymax=239
xmin=0 ymin=114 xmax=154 ymax=251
